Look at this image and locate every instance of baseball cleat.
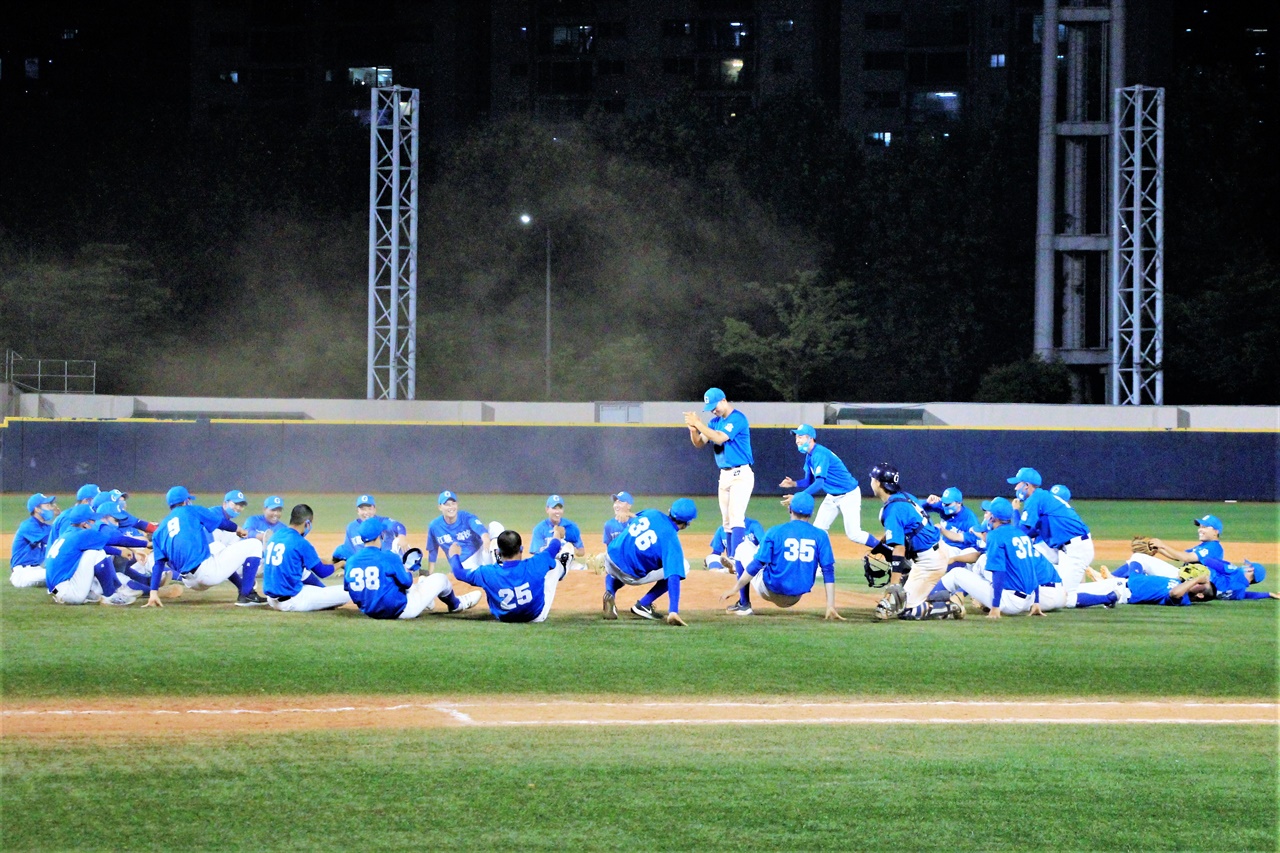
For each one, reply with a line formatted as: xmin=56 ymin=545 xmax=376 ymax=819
xmin=948 ymin=593 xmax=966 ymax=619
xmin=602 ymin=592 xmax=618 ymax=620
xmin=725 ymin=602 xmax=753 ymax=616
xmin=235 ymin=591 xmax=268 ymax=607
xmin=99 ymin=592 xmax=134 ymax=607
xmin=630 ymin=602 xmax=660 ymax=620
xmin=451 ymin=590 xmax=482 ymax=613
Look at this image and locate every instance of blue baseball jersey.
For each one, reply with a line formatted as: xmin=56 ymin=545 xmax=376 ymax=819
xmin=344 ymin=546 xmax=414 ymax=618
xmin=924 ymin=501 xmax=980 ymax=541
xmin=530 ymin=518 xmax=584 ymax=554
xmin=606 ymin=509 xmax=688 ymax=581
xmin=90 ymin=522 xmax=148 ymax=549
xmin=1186 ymin=540 xmax=1224 ymax=564
xmin=879 ymin=494 xmax=940 ymax=554
xmin=749 ymin=519 xmax=836 ymax=596
xmin=1018 ymin=490 xmax=1089 ymax=548
xmin=603 ymin=517 xmax=628 ymax=547
xmin=1127 ymin=574 xmax=1192 ymax=606
xmin=263 ymin=526 xmax=324 ymax=598
xmin=116 ymin=512 xmax=153 ymax=533
xmin=11 ymin=517 xmax=53 ymax=568
xmin=244 ymin=514 xmax=285 ymax=541
xmin=984 ymin=524 xmax=1048 ymax=598
xmin=427 ymin=511 xmax=488 ymax=564
xmin=333 ymin=515 xmax=397 ymax=561
xmin=708 ymin=409 xmax=753 ymax=468
xmin=709 ymin=518 xmax=765 ymax=554
xmin=43 ymin=526 xmax=113 ymax=590
xmin=152 ymin=505 xmax=228 ymax=574
xmin=797 ymin=444 xmax=857 ymax=496
xmin=452 ymin=540 xmax=562 ymax=623
xmin=46 ymin=511 xmax=78 ymax=552
xmin=1203 ymin=558 xmax=1249 ymax=600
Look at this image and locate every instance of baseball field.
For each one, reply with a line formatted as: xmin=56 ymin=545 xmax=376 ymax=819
xmin=2 ymin=492 xmax=1277 ymax=851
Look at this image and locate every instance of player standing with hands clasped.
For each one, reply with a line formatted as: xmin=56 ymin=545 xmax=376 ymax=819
xmin=685 ymin=387 xmax=755 ymax=615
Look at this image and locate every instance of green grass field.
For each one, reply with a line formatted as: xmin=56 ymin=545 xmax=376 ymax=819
xmin=3 ymin=494 xmax=1277 ymax=851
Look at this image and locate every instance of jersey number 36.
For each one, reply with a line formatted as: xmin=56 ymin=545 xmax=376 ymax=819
xmin=627 ymin=517 xmax=658 ymax=551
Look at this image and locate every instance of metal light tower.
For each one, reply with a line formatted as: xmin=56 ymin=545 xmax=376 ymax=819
xmin=367 ymin=86 xmax=419 ymax=400
xmin=1110 ymin=85 xmax=1165 ymax=405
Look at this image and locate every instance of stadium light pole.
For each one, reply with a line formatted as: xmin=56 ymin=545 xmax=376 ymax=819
xmin=519 ymin=213 xmax=552 ymax=400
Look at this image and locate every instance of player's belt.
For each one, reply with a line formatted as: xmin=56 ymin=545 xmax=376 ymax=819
xmin=269 ymin=593 xmax=292 ymax=602
xmin=829 ymin=491 xmax=847 ymax=497
xmin=1040 ymin=582 xmax=1061 ymax=587
xmin=721 ymin=464 xmax=751 ymax=471
xmin=1009 ymin=590 xmax=1029 ymax=599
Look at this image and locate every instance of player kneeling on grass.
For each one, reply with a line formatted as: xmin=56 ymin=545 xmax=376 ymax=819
xmin=42 ymin=505 xmax=139 ymax=607
xmin=447 ymin=531 xmax=566 ymax=623
xmin=262 ymin=504 xmax=352 ymax=612
xmin=601 ymin=499 xmax=697 ymax=627
xmin=719 ymin=492 xmax=844 ymax=621
xmin=346 ymin=518 xmax=479 ymax=620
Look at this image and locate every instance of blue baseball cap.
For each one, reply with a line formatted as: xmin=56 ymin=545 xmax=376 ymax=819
xmin=27 ymin=493 xmax=56 ymax=513
xmin=791 ymin=424 xmax=817 ymax=439
xmin=611 ymin=491 xmax=634 ymax=505
xmin=438 ymin=490 xmax=458 ymax=505
xmin=1193 ymin=514 xmax=1223 ymax=533
xmin=546 ymin=494 xmax=564 ymax=508
xmin=358 ymin=517 xmax=385 ymax=543
xmin=99 ymin=500 xmax=130 ymax=520
xmin=166 ymin=486 xmax=193 ymax=507
xmin=981 ymin=497 xmax=1015 ymax=522
xmin=1006 ymin=467 xmax=1042 ymax=487
xmin=669 ymin=498 xmax=698 ymax=524
xmin=263 ymin=495 xmax=284 ymax=510
xmin=789 ymin=492 xmax=815 ymax=516
xmin=75 ymin=484 xmax=100 ymax=502
xmin=1050 ymin=484 xmax=1072 ymax=502
xmin=356 ymin=494 xmax=375 ymax=507
xmin=224 ymin=490 xmax=247 ymax=504
xmin=702 ymin=387 xmax=726 ymax=411
xmin=63 ymin=504 xmax=100 ymax=526
xmin=941 ymin=487 xmax=963 ymax=505
xmin=1246 ymin=561 xmax=1266 ymax=584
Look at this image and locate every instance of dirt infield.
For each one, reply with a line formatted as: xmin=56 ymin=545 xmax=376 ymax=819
xmin=3 ymin=697 xmax=1275 ymax=738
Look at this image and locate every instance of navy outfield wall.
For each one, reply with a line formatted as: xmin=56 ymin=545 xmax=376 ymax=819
xmin=1 ymin=419 xmax=1276 ymax=502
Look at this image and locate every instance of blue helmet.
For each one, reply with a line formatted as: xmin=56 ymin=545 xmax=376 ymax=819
xmin=869 ymin=463 xmax=900 ymax=494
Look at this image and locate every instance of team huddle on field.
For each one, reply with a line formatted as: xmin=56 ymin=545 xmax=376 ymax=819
xmin=10 ymin=389 xmax=1276 ymax=623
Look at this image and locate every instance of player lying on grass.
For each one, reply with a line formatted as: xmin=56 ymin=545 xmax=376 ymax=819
xmin=601 ymin=498 xmax=698 ymax=626
xmin=719 ymin=492 xmax=844 ymax=620
xmin=346 ymin=517 xmax=479 ymax=619
xmin=703 ymin=516 xmax=764 ymax=573
xmin=1191 ymin=558 xmax=1278 ymax=602
xmin=262 ymin=504 xmax=352 ymax=612
xmin=448 ymin=530 xmax=564 ymax=623
xmin=1074 ymin=572 xmax=1212 ymax=607
xmin=145 ymin=486 xmax=266 ymax=608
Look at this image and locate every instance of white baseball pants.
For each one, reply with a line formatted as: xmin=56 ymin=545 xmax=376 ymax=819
xmin=903 ymin=545 xmax=948 ymax=608
xmin=181 ymin=538 xmax=263 ymax=591
xmin=268 ymin=583 xmax=352 ymax=612
xmin=718 ymin=465 xmax=754 ymax=529
xmin=531 ymin=565 xmax=566 ymax=623
xmin=51 ymin=550 xmax=108 ymax=605
xmin=941 ymin=567 xmax=1034 ymax=615
xmin=399 ymin=573 xmax=455 ymax=619
xmin=1055 ymin=536 xmax=1095 ymax=595
xmin=1123 ymin=552 xmax=1181 ymax=578
xmin=10 ymin=564 xmax=46 ymax=588
xmin=814 ymin=490 xmax=872 ymax=543
xmin=1037 ymin=583 xmax=1068 ymax=611
xmin=750 ymin=571 xmax=802 ymax=608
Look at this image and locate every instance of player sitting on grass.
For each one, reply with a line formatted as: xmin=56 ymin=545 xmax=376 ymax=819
xmin=263 ymin=504 xmax=352 ymax=612
xmin=602 ymin=499 xmax=698 ymax=626
xmin=10 ymin=493 xmax=57 ymax=588
xmin=345 ymin=517 xmax=479 ymax=619
xmin=426 ymin=490 xmax=492 ymax=573
xmin=448 ymin=530 xmax=565 ymax=623
xmin=1111 ymin=514 xmax=1226 ymax=580
xmin=43 ymin=505 xmax=139 ymax=606
xmin=719 ymin=492 xmax=844 ymax=620
xmin=244 ymin=496 xmax=287 ymax=544
xmin=145 ymin=486 xmax=266 ymax=608
xmin=531 ymin=495 xmax=586 ymax=571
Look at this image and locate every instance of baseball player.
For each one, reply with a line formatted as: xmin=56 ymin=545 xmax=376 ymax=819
xmin=45 ymin=484 xmax=99 ymax=547
xmin=703 ymin=517 xmax=765 ymax=572
xmin=719 ymin=492 xmax=844 ymax=620
xmin=42 ymin=504 xmax=137 ymax=606
xmin=1116 ymin=514 xmax=1226 ymax=580
xmin=923 ymin=487 xmax=981 ymax=565
xmin=262 ymin=504 xmax=352 ymax=611
xmin=684 ymin=387 xmax=754 ymax=614
xmin=1008 ymin=467 xmax=1093 ymax=598
xmin=144 ymin=486 xmax=266 ymax=608
xmin=244 ymin=496 xmax=287 ymax=543
xmin=603 ymin=491 xmax=635 ymax=547
xmin=868 ymin=463 xmax=948 ymax=621
xmin=10 ymin=493 xmax=57 ymax=588
xmin=530 ymin=495 xmax=586 ymax=570
xmin=1074 ymin=572 xmax=1211 ymax=608
xmin=939 ymin=497 xmax=1055 ymax=619
xmin=426 ymin=490 xmax=492 ymax=573
xmin=331 ymin=494 xmax=396 ymax=566
xmin=1193 ymin=557 xmax=1278 ymax=602
xmin=208 ymin=490 xmax=252 ymax=549
xmin=345 ymin=517 xmax=480 ymax=619
xmin=781 ymin=424 xmax=878 ymax=550
xmin=602 ymin=498 xmax=698 ymax=626
xmin=448 ymin=531 xmax=567 ymax=623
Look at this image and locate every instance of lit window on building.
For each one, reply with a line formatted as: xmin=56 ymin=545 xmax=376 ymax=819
xmin=349 ymin=67 xmax=393 ymax=87
xmin=721 ymin=58 xmax=745 ymax=85
xmin=551 ymin=25 xmax=594 ymax=54
xmin=63 ymin=29 xmax=78 ymax=40
xmin=911 ymin=91 xmax=963 ymax=122
xmin=776 ymin=18 xmax=795 ymax=34
xmin=217 ymin=71 xmax=240 ymax=83
xmin=990 ymin=53 xmax=1006 ymax=67
xmin=868 ymin=132 xmax=892 ymax=146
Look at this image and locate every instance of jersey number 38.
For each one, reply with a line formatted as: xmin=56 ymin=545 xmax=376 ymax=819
xmin=347 ymin=566 xmax=381 ymax=591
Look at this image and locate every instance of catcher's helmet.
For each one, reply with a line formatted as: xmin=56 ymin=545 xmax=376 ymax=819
xmin=869 ymin=463 xmax=901 ymax=493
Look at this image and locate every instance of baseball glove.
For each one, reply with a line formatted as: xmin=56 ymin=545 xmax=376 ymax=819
xmin=1179 ymin=563 xmax=1210 ymax=581
xmin=1130 ymin=536 xmax=1159 ymax=556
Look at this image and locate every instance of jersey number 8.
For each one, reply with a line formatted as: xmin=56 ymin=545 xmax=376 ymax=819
xmin=348 ymin=566 xmax=381 ymax=591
